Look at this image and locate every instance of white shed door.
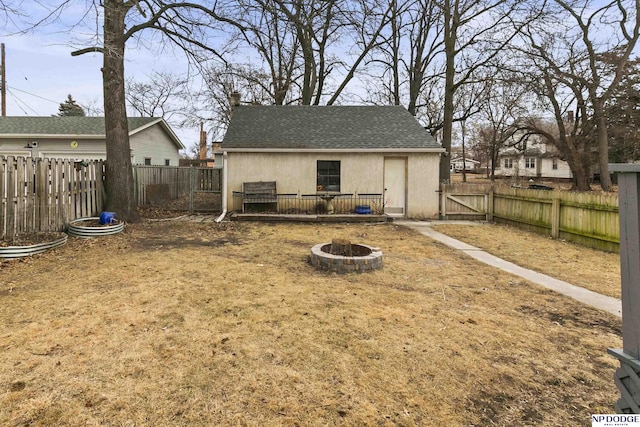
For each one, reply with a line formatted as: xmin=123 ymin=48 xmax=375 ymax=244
xmin=384 ymin=157 xmax=406 ymax=216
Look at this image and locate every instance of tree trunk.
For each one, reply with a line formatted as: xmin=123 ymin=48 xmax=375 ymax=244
xmin=567 ymin=153 xmax=592 ymax=192
xmin=440 ymin=0 xmax=455 ymax=183
xmin=594 ymin=101 xmax=613 ymax=191
xmin=103 ymin=1 xmax=139 ymax=222
xmin=330 ymin=239 xmax=352 ymax=256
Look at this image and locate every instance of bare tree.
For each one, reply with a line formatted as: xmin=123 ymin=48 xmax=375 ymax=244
xmin=474 ymin=71 xmax=530 ymax=180
xmin=126 ymin=71 xmax=189 ymax=121
xmin=213 ymin=0 xmax=300 ymax=105
xmin=606 ymin=57 xmax=640 ymax=163
xmin=0 ymin=0 xmax=28 ymax=32
xmin=63 ymin=1 xmax=234 ymax=221
xmin=248 ymin=0 xmax=393 ymax=105
xmin=80 ymin=97 xmax=104 ymax=117
xmin=439 ymin=0 xmax=535 ymax=182
xmin=515 ymin=0 xmax=640 ymax=191
xmin=191 ymin=64 xmax=279 ymax=144
xmin=365 ymin=0 xmax=444 ymax=113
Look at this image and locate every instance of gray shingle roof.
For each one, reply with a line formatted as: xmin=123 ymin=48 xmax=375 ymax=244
xmin=222 ymin=105 xmax=441 ymax=150
xmin=0 ymin=116 xmax=159 ymax=135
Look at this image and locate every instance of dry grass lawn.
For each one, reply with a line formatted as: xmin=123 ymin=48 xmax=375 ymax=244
xmin=431 ymin=222 xmax=621 ymax=299
xmin=0 ymin=216 xmax=622 ymax=426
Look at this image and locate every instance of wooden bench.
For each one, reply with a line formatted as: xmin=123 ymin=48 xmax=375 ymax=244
xmin=242 ymin=181 xmax=277 ymax=212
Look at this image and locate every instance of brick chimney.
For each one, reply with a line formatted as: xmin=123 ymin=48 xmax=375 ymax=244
xmin=229 ymin=91 xmax=241 ymax=109
xmin=199 ymin=123 xmax=207 ymax=160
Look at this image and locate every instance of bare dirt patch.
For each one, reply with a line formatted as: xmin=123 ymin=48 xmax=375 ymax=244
xmin=431 ymin=222 xmax=621 ymax=299
xmin=0 ymin=216 xmax=622 ymax=426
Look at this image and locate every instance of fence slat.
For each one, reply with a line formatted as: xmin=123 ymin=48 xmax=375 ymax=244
xmin=441 ymin=183 xmax=620 ymax=252
xmin=0 ymin=156 xmax=104 ymax=239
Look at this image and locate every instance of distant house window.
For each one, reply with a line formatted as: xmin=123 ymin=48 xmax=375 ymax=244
xmin=165 ymin=159 xmax=171 ymax=166
xmin=317 ymin=160 xmax=340 ymax=192
xmin=144 ymin=158 xmax=152 ymax=166
xmin=526 ymin=157 xmax=536 ymax=169
xmin=504 ymin=158 xmax=513 ymax=169
xmin=552 ymin=158 xmax=558 ymax=170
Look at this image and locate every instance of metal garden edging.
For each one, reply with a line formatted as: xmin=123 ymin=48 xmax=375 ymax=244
xmin=0 ymin=234 xmax=68 ymax=259
xmin=68 ymin=217 xmax=125 ymax=238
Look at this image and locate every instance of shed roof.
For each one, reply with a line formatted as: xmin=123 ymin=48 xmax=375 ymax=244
xmin=0 ymin=116 xmax=184 ymax=149
xmin=222 ymin=105 xmax=442 ymax=151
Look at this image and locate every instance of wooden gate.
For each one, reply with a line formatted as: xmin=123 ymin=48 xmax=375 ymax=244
xmin=439 ymin=183 xmax=491 ymax=220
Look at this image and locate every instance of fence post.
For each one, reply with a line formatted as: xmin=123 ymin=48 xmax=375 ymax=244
xmin=551 ymin=194 xmax=560 ymax=239
xmin=6 ymin=156 xmax=16 ymax=238
xmin=608 ymin=164 xmax=640 ymax=413
xmin=189 ymin=166 xmax=195 ymax=213
xmin=440 ymin=183 xmax=446 ymax=220
xmin=486 ymin=187 xmax=494 ymax=222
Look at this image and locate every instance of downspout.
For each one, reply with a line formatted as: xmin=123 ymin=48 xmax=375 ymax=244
xmin=215 ymin=151 xmax=228 ymax=223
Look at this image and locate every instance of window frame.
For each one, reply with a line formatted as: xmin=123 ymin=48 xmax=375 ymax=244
xmin=504 ymin=158 xmax=513 ymax=169
xmin=525 ymin=157 xmax=536 ymax=169
xmin=316 ymin=160 xmax=341 ymax=193
xmin=144 ymin=157 xmax=152 ymax=166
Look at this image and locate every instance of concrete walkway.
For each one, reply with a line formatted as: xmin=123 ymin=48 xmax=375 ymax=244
xmin=395 ymin=220 xmax=622 ymax=318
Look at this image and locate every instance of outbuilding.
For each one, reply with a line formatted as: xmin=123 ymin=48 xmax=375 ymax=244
xmin=218 ymin=105 xmax=444 ymax=219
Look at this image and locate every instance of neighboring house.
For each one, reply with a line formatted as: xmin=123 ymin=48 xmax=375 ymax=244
xmin=218 ymin=105 xmax=444 ymax=218
xmin=450 ymin=156 xmax=480 ymax=173
xmin=0 ymin=116 xmax=184 ymax=166
xmin=494 ymin=141 xmax=572 ymax=180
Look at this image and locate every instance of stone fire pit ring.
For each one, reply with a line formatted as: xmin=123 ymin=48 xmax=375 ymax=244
xmin=310 ymin=242 xmax=383 ymax=273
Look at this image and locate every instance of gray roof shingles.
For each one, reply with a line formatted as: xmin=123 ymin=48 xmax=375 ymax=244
xmin=222 ymin=105 xmax=441 ymax=150
xmin=0 ymin=116 xmax=159 ymax=135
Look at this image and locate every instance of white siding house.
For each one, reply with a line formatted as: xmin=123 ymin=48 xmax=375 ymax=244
xmin=494 ymin=143 xmax=572 ymax=180
xmin=450 ymin=156 xmax=480 ymax=173
xmin=0 ymin=117 xmax=184 ymax=165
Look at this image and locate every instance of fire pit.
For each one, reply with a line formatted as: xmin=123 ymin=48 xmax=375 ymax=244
xmin=309 ymin=239 xmax=383 ymax=273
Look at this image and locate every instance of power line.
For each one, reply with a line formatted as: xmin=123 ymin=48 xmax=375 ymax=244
xmin=8 ymin=86 xmax=59 ymax=104
xmin=6 ymin=87 xmax=40 ymax=115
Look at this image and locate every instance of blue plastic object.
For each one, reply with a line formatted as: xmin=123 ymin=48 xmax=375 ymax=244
xmin=355 ymin=205 xmax=371 ymax=214
xmin=99 ymin=211 xmax=117 ymax=225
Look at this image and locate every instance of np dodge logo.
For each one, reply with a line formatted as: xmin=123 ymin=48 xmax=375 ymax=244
xmin=592 ymin=414 xmax=640 ymax=427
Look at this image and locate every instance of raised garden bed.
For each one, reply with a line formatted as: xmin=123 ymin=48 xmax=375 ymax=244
xmin=0 ymin=232 xmax=68 ymax=259
xmin=68 ymin=217 xmax=125 ymax=238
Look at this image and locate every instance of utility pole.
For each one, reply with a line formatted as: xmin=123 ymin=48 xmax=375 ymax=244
xmin=1 ymin=43 xmax=6 ymax=116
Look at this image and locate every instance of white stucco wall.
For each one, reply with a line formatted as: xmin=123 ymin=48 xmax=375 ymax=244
xmin=225 ymin=151 xmax=441 ymax=219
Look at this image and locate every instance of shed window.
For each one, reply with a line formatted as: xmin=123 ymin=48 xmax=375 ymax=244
xmin=317 ymin=160 xmax=340 ymax=192
xmin=144 ymin=158 xmax=152 ymax=166
xmin=165 ymin=159 xmax=171 ymax=166
xmin=504 ymin=158 xmax=513 ymax=169
xmin=526 ymin=157 xmax=536 ymax=169
xmin=552 ymin=158 xmax=558 ymax=170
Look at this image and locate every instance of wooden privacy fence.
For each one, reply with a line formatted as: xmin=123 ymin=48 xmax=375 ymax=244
xmin=1 ymin=156 xmax=104 ymax=239
xmin=440 ymin=183 xmax=620 ymax=252
xmin=133 ymin=165 xmax=222 ymax=212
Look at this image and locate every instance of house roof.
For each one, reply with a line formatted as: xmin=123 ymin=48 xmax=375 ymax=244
xmin=500 ymin=147 xmax=545 ymax=157
xmin=451 ymin=156 xmax=480 ymax=164
xmin=222 ymin=105 xmax=443 ymax=151
xmin=0 ymin=116 xmax=184 ymax=149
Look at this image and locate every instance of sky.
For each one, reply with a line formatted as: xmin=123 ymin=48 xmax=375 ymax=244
xmin=1 ymin=5 xmax=202 ymax=153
